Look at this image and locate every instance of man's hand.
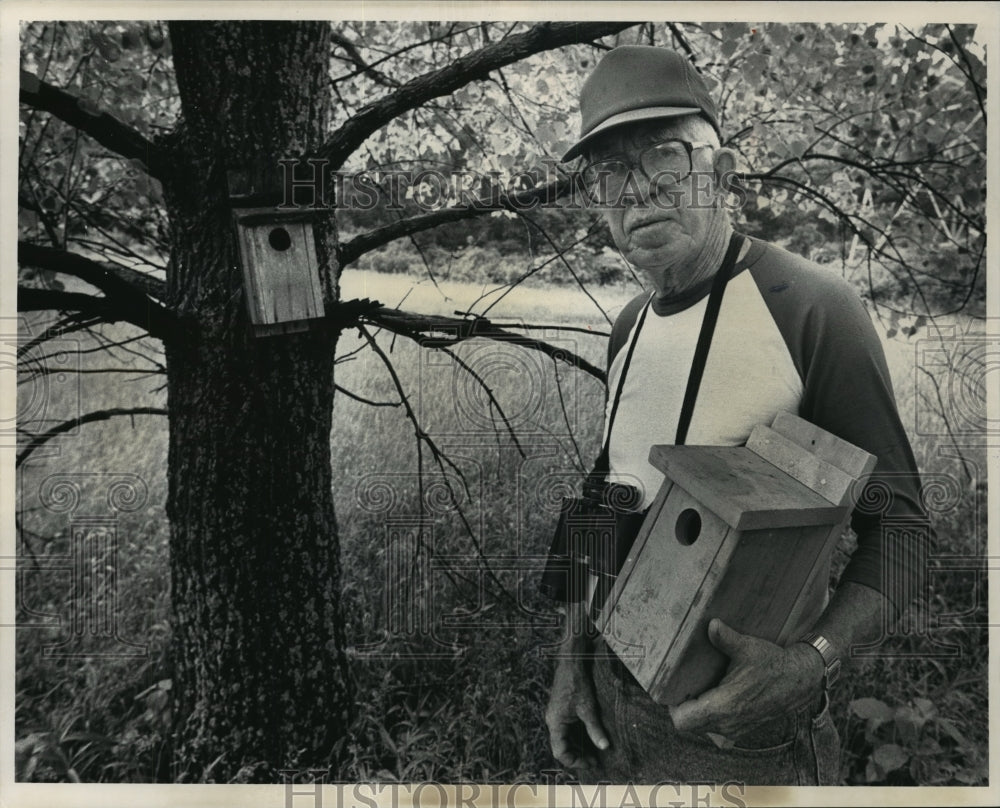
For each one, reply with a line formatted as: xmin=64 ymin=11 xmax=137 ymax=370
xmin=545 ymin=655 xmax=610 ymax=769
xmin=670 ymin=618 xmax=824 ymax=739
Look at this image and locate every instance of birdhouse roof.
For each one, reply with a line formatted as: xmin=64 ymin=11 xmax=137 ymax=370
xmin=648 ymin=444 xmax=848 ymax=531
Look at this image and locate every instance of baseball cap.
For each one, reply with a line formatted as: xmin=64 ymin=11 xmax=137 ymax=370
xmin=561 ymin=46 xmax=720 ymax=162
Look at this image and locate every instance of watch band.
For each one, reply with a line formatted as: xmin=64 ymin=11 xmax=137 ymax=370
xmin=798 ymin=631 xmax=841 ymax=688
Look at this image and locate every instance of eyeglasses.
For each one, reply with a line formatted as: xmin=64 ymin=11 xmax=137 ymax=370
xmin=580 ymin=139 xmax=714 ymax=205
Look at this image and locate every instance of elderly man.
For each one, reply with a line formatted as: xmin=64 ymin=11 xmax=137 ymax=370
xmin=544 ymin=46 xmax=925 ymax=786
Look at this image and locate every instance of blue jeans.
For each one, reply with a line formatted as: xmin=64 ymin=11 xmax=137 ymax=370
xmin=574 ymin=642 xmax=842 ymax=785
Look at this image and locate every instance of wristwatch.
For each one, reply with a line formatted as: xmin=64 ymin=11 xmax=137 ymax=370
xmin=798 ymin=632 xmax=841 ymax=689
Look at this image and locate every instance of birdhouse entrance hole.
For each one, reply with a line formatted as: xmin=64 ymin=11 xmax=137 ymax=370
xmin=675 ymin=508 xmax=701 ymax=545
xmin=268 ymin=227 xmax=292 ymax=251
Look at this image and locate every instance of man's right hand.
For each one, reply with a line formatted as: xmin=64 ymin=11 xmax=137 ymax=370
xmin=545 ymin=654 xmax=610 ymax=769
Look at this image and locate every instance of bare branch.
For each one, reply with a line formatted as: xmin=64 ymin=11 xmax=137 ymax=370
xmin=19 ymin=365 xmax=165 ymax=382
xmin=515 ymin=211 xmax=612 ymax=325
xmin=318 ymin=21 xmax=638 ymax=168
xmin=16 ymin=285 xmax=171 ymax=341
xmin=946 ymin=25 xmax=986 ymax=122
xmin=916 ymin=367 xmax=973 ymax=481
xmin=754 ymin=171 xmax=969 ymax=319
xmin=17 ymin=407 xmax=167 ymax=468
xmin=338 ymin=177 xmax=571 ymax=267
xmin=19 ymin=70 xmax=169 ymax=180
xmin=16 ymin=314 xmax=106 ymax=359
xmin=756 ymin=151 xmax=982 ymax=236
xmin=329 ymin=30 xmax=400 ymax=88
xmin=19 ymin=241 xmax=167 ymax=301
xmin=551 ymin=356 xmax=586 ymax=472
xmin=356 ymin=323 xmax=471 ymax=490
xmin=20 ymin=184 xmax=63 ymax=248
xmin=474 ymin=217 xmax=608 ymax=318
xmin=18 ymin=286 xmax=117 ymax=318
xmin=18 ymin=242 xmax=173 ymax=338
xmin=357 ymin=304 xmax=606 ymax=384
xmin=667 ymin=23 xmax=696 ymax=59
xmin=329 ymin=23 xmax=483 ymax=85
xmin=357 ymin=324 xmax=520 ymax=608
xmin=440 ymin=346 xmax=525 ymax=457
xmin=452 ymin=318 xmax=610 ymax=338
xmin=899 ymin=25 xmax=986 ymax=124
xmin=334 ymin=383 xmax=400 ymax=408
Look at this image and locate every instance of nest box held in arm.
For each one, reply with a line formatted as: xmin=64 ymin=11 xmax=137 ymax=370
xmin=595 ymin=411 xmax=877 ymax=707
xmin=228 ymin=164 xmax=326 ymax=337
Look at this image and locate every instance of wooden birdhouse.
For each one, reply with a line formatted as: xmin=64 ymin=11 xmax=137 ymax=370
xmin=228 ymin=164 xmax=326 ymax=337
xmin=595 ymin=411 xmax=876 ymax=706
xmin=232 ymin=208 xmax=326 ymax=336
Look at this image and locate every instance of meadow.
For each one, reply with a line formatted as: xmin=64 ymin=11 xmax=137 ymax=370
xmin=14 ymin=264 xmax=989 ymax=785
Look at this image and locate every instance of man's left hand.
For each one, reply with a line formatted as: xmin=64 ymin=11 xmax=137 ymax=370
xmin=669 ymin=618 xmax=825 ymax=739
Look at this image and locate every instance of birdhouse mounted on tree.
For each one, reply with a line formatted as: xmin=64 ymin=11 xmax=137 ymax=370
xmin=596 ymin=411 xmax=877 ymax=707
xmin=232 ymin=208 xmax=325 ymax=337
xmin=228 ymin=165 xmax=326 ymax=337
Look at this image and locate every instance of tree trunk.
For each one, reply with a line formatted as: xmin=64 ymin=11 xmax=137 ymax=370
xmin=161 ymin=21 xmax=350 ymax=782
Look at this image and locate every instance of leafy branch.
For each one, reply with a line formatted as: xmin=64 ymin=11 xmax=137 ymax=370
xmin=318 ymin=21 xmax=638 ymax=169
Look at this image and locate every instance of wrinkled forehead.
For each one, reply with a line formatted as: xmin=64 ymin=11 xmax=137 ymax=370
xmin=584 ymin=117 xmax=692 ymax=161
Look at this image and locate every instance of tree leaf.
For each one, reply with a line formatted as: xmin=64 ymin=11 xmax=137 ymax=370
xmin=893 ymin=705 xmax=924 ymax=744
xmin=121 ymin=29 xmax=141 ymax=50
xmin=955 ymin=762 xmax=986 ymax=785
xmin=913 ymin=697 xmax=936 ymax=718
xmin=850 ymin=697 xmax=894 ymax=722
xmin=865 ymin=758 xmax=883 ymax=782
xmin=788 ymin=140 xmax=807 ymax=159
xmin=873 ymin=743 xmax=910 ymax=772
xmin=94 ymin=32 xmax=121 ymax=62
xmin=936 ymin=717 xmax=968 ymax=747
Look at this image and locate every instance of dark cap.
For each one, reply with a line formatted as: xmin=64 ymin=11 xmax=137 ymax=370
xmin=561 ymin=46 xmax=720 ymax=162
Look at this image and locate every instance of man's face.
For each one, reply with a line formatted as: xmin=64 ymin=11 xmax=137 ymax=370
xmin=586 ymin=120 xmax=724 ymax=295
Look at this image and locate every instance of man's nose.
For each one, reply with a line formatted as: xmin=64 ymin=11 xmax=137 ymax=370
xmin=617 ymin=166 xmax=658 ymax=208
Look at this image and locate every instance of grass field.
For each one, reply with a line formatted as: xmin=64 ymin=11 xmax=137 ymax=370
xmin=14 ymin=266 xmax=989 ymax=785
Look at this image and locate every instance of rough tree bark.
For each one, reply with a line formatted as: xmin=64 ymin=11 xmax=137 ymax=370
xmin=162 ymin=21 xmax=349 ymax=782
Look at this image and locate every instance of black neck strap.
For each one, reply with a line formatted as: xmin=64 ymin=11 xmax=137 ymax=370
xmin=589 ymin=232 xmax=744 ymax=487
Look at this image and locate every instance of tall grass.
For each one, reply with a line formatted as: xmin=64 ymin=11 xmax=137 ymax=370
xmin=15 ymin=268 xmax=988 ymax=784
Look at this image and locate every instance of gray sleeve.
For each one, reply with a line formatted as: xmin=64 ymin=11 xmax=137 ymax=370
xmin=748 ymin=245 xmax=927 ymax=615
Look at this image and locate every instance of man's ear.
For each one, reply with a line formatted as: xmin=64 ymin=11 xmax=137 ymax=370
xmin=712 ymin=147 xmax=738 ymax=192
